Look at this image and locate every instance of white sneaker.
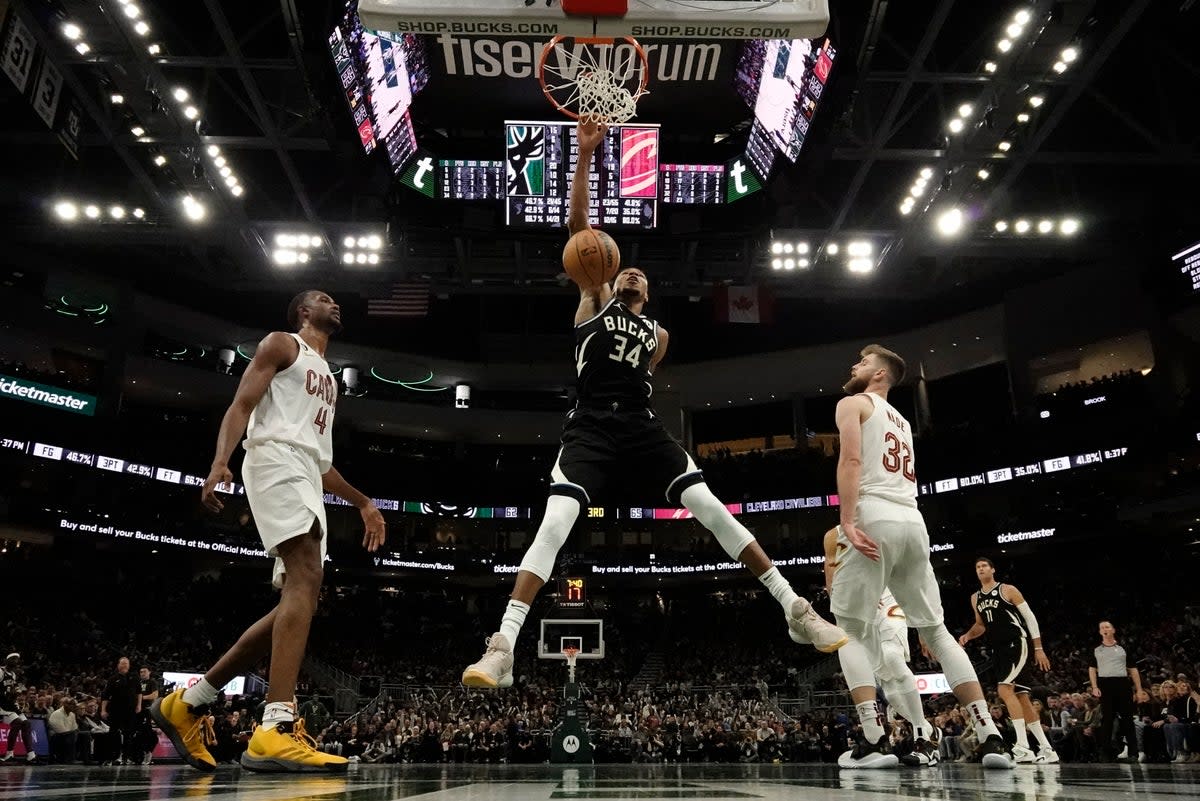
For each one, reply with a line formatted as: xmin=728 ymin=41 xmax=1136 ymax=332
xmin=1118 ymin=746 xmax=1129 ymax=759
xmin=1035 ymin=749 xmax=1060 ymax=764
xmin=461 ymin=632 xmax=514 ymax=688
xmin=786 ymin=598 xmax=849 ymax=653
xmin=1137 ymin=753 xmax=1149 ymax=763
xmin=1013 ymin=744 xmax=1037 ymax=764
xmin=838 ymin=736 xmax=900 ymax=769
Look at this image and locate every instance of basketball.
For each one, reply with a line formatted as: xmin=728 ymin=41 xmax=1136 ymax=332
xmin=563 ymin=228 xmax=620 ymax=288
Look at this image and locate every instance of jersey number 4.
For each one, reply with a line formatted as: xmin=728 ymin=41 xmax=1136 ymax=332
xmin=313 ymin=407 xmax=330 ymax=435
xmin=882 ymin=432 xmax=916 ymax=482
xmin=607 ymin=334 xmax=643 ymax=369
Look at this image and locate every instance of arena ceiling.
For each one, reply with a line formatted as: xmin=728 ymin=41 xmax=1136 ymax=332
xmin=0 ymin=0 xmax=1195 ymax=362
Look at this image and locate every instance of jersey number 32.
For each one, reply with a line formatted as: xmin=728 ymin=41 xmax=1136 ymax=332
xmin=882 ymin=432 xmax=915 ymax=482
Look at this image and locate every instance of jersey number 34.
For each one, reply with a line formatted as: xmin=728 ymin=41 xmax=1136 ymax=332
xmin=607 ymin=334 xmax=643 ymax=369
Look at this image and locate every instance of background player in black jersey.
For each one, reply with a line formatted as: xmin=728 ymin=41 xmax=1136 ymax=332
xmin=461 ymin=119 xmax=847 ymax=689
xmin=958 ymin=557 xmax=1058 ymax=763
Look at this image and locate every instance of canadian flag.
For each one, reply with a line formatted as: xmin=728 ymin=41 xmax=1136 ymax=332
xmin=714 ymin=285 xmax=774 ymax=324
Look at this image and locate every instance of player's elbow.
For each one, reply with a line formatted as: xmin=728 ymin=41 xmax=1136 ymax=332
xmin=838 ymin=455 xmax=862 ymax=469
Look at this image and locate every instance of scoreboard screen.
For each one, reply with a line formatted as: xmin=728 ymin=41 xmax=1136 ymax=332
xmin=504 ymin=120 xmax=659 ymax=229
xmin=745 ymin=118 xmax=777 ymax=181
xmin=660 ymin=164 xmax=724 ymax=205
xmin=440 ymin=160 xmax=503 ymax=200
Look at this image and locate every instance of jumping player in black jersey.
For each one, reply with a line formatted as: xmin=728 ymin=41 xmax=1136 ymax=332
xmin=461 ymin=119 xmax=847 ymax=689
xmin=959 ymin=557 xmax=1058 ymax=763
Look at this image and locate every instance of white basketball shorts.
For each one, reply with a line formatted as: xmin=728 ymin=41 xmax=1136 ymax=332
xmin=242 ymin=440 xmax=328 ymax=589
xmin=831 ymin=497 xmax=944 ymax=628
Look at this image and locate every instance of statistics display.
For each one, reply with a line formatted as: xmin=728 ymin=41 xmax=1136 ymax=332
xmin=440 ymin=159 xmax=503 ymax=201
xmin=744 ymin=118 xmax=777 ymax=181
xmin=1171 ymin=240 xmax=1200 ymax=295
xmin=660 ymin=164 xmax=724 ymax=205
xmin=504 ymin=121 xmax=659 ymax=229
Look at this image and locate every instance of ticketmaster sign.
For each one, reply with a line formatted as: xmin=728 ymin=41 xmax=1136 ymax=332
xmin=0 ymin=373 xmax=97 ymax=416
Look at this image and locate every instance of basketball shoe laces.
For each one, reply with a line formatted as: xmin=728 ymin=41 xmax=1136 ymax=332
xmin=480 ymin=635 xmax=509 ymax=665
xmin=183 ymin=710 xmax=216 ymax=748
xmin=282 ymin=718 xmax=321 ymax=754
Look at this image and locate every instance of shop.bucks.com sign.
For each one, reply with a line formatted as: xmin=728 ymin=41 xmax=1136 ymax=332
xmin=0 ymin=373 xmax=97 ymax=416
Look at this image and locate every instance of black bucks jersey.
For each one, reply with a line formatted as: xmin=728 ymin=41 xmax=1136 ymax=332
xmin=976 ymin=584 xmax=1029 ymax=644
xmin=574 ymin=297 xmax=659 ymax=407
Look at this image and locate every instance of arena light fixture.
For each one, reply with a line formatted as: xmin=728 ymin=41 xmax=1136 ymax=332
xmin=1029 ymin=95 xmax=1044 ymax=108
xmin=130 ymin=125 xmax=145 ymax=137
xmin=984 ymin=61 xmax=997 ymax=73
xmin=273 ymin=249 xmax=298 ymax=266
xmin=109 ymin=205 xmax=125 ymax=220
xmin=920 ymin=167 xmax=933 ymax=180
xmin=134 ymin=20 xmax=150 ymax=36
xmin=1005 ymin=23 xmax=1023 ymax=39
xmin=214 ymin=155 xmax=226 ymax=168
xmin=997 ymin=39 xmax=1012 ymax=53
xmin=62 ymin=23 xmax=83 ymax=40
xmin=977 ymin=168 xmax=990 ymax=180
xmin=847 ymin=240 xmax=873 ymax=257
xmin=935 ymin=207 xmax=964 ymax=237
xmin=957 ymin=103 xmax=974 ymax=118
xmin=782 ymin=242 xmax=794 ymax=254
xmin=998 ymin=141 xmax=1012 ymax=152
xmin=366 ymin=235 xmax=383 ymax=250
xmin=84 ymin=204 xmax=101 ymax=219
xmin=770 ymin=241 xmax=783 ymax=255
xmin=153 ymin=154 xmax=167 ymax=167
xmin=1052 ymin=61 xmax=1067 ymax=74
xmin=1014 ymin=9 xmax=1032 ymax=25
xmin=342 ymin=252 xmax=355 ymax=265
xmin=947 ymin=118 xmax=965 ymax=134
xmin=899 ymin=201 xmax=913 ymax=215
xmin=133 ymin=208 xmax=145 ymax=219
xmin=995 ymin=220 xmax=1008 ymax=232
xmin=795 ymin=242 xmax=809 ymax=254
xmin=1017 ymin=112 xmax=1030 ymax=123
xmin=797 ymin=258 xmax=810 ymax=268
xmin=1014 ymin=219 xmax=1031 ymax=234
xmin=826 ymin=243 xmax=839 ymax=256
xmin=181 ymin=195 xmax=206 ymax=222
xmin=147 ymin=43 xmax=161 ymax=55
xmin=172 ymin=87 xmax=189 ymax=102
xmin=54 ymin=201 xmax=78 ymax=221
xmin=848 ymin=258 xmax=874 ymax=274
xmin=1061 ymin=46 xmax=1078 ymax=63
xmin=1037 ymin=219 xmax=1054 ymax=234
xmin=206 ymin=145 xmax=220 ymax=157
xmin=183 ymin=106 xmax=199 ymax=120
xmin=75 ymin=42 xmax=90 ymax=55
xmin=783 ymin=258 xmax=795 ymax=270
xmin=123 ymin=3 xmax=140 ymax=19
xmin=230 ymin=185 xmax=244 ymax=197
xmin=1060 ymin=218 xmax=1080 ymax=236
xmin=110 ymin=93 xmax=124 ymax=104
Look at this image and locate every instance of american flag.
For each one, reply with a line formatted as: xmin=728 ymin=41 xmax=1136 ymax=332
xmin=367 ymin=283 xmax=430 ymax=318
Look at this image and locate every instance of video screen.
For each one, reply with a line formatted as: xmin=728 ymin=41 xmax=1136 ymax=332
xmin=737 ymin=37 xmax=836 ymax=163
xmin=1171 ymin=240 xmax=1200 ymax=295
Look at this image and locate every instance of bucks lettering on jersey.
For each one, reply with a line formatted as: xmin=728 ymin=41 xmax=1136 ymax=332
xmin=976 ymin=584 xmax=1029 ymax=642
xmin=574 ymin=297 xmax=659 ymax=406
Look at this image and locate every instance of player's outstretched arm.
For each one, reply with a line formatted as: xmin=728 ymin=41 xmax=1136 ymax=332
xmin=959 ymin=593 xmax=987 ymax=646
xmin=1004 ymin=584 xmax=1050 ymax=670
xmin=569 ymin=118 xmax=613 ymax=324
xmin=322 ymin=467 xmax=386 ymax=552
xmin=202 ymin=332 xmax=296 ymax=513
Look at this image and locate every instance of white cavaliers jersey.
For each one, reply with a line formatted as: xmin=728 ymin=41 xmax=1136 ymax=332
xmin=244 ymin=333 xmax=337 ymax=472
xmin=857 ymin=391 xmax=918 ymax=508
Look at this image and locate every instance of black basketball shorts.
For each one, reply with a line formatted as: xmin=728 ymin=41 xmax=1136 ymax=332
xmin=993 ymin=636 xmax=1037 ymax=693
xmin=549 ymin=406 xmax=705 ymax=507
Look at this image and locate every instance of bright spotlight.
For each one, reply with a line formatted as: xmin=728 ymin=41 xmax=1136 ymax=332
xmin=770 ymin=241 xmax=783 ymax=255
xmin=147 ymin=43 xmax=161 ymax=55
xmin=1014 ymin=9 xmax=1032 ymax=25
xmin=123 ymin=4 xmax=140 ymax=19
xmin=62 ymin=23 xmax=82 ymax=40
xmin=920 ymin=167 xmax=934 ymax=180
xmin=936 ymin=207 xmax=964 ymax=237
xmin=75 ymin=42 xmax=90 ymax=55
xmin=995 ymin=220 xmax=1008 ymax=232
xmin=219 ymin=166 xmax=232 ymax=178
xmin=172 ymin=87 xmax=189 ymax=102
xmin=84 ymin=205 xmax=100 ymax=219
xmin=1037 ymin=219 xmax=1053 ymax=234
xmin=342 ymin=252 xmax=355 ymax=265
xmin=1006 ymin=23 xmax=1022 ymax=39
xmin=181 ymin=196 xmax=206 ymax=222
xmin=184 ymin=106 xmax=199 ymax=120
xmin=1052 ymin=61 xmax=1067 ymax=74
xmin=134 ymin=20 xmax=150 ymax=36
xmin=998 ymin=141 xmax=1012 ymax=152
xmin=109 ymin=205 xmax=125 ymax=220
xmin=1029 ymin=95 xmax=1044 ymax=107
xmin=947 ymin=118 xmax=965 ymax=134
xmin=54 ymin=201 xmax=78 ymax=221
xmin=297 ymin=252 xmax=309 ymax=264
xmin=130 ymin=126 xmax=145 ymax=137
xmin=224 ymin=175 xmax=237 ymax=187
xmin=133 ymin=208 xmax=145 ymax=219
xmin=367 ymin=253 xmax=380 ymax=265
xmin=977 ymin=168 xmax=990 ymax=180
xmin=273 ymin=249 xmax=298 ymax=266
xmin=1060 ymin=218 xmax=1080 ymax=236
xmin=848 ymin=258 xmax=874 ymax=274
xmin=357 ymin=236 xmax=369 ymax=248
xmin=343 ymin=236 xmax=355 ymax=248
xmin=782 ymin=243 xmax=794 ymax=254
xmin=230 ymin=185 xmax=244 ymax=197
xmin=910 ymin=183 xmax=926 ymax=198
xmin=958 ymin=103 xmax=973 ymax=118
xmin=1061 ymin=46 xmax=1078 ymax=63
xmin=899 ymin=203 xmax=913 ymax=215
xmin=783 ymin=258 xmax=795 ymax=270
xmin=110 ymin=93 xmax=124 ymax=104
xmin=366 ymin=235 xmax=383 ymax=250
xmin=796 ymin=242 xmax=809 ymax=254
xmin=848 ymin=241 xmax=872 ymax=257
xmin=798 ymin=258 xmax=810 ymax=268
xmin=275 ymin=233 xmax=294 ymax=247
xmin=984 ymin=61 xmax=997 ymax=73
xmin=355 ymin=253 xmax=368 ymax=264
xmin=214 ymin=156 xmax=226 ymax=168
xmin=206 ymin=145 xmax=220 ymax=157
xmin=826 ymin=243 xmax=839 ymax=256
xmin=296 ymin=234 xmax=312 ymax=249
xmin=1017 ymin=112 xmax=1030 ymax=123
xmin=997 ymin=39 xmax=1012 ymax=53
xmin=1014 ymin=219 xmax=1031 ymax=234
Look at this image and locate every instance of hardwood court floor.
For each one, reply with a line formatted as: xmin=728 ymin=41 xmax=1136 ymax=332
xmin=3 ymin=761 xmax=1197 ymax=800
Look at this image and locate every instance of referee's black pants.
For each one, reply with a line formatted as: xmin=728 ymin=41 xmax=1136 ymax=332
xmin=1098 ymin=676 xmax=1138 ymax=760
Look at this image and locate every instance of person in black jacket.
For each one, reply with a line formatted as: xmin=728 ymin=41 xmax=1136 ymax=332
xmin=101 ymin=657 xmax=140 ymax=764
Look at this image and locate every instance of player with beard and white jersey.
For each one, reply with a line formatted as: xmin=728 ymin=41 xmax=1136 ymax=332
xmin=462 ymin=119 xmax=847 ymax=690
xmin=831 ymin=344 xmax=1014 ymax=769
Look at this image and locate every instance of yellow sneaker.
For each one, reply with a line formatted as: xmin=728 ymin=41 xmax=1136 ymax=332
xmin=150 ymin=689 xmax=217 ymax=772
xmin=239 ymin=718 xmax=348 ymax=773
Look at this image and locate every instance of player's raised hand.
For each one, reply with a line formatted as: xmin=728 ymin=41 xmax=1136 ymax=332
xmin=842 ymin=522 xmax=880 ymax=561
xmin=360 ymin=502 xmax=387 ymax=552
xmin=577 ymin=116 xmax=607 ymax=152
xmin=201 ymin=464 xmax=233 ymax=513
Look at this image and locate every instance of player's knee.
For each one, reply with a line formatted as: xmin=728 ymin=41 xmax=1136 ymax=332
xmin=839 ymin=616 xmax=871 ymax=643
xmin=876 ymin=646 xmax=908 ymax=683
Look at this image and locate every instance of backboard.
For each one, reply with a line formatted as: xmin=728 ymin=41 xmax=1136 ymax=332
xmin=358 ymin=0 xmax=830 ymax=41
xmin=539 ymin=618 xmax=605 ymax=660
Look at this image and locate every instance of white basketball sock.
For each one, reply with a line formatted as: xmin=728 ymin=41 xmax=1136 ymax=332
xmin=757 ymin=567 xmax=800 ymax=613
xmin=261 ymin=701 xmax=295 ymax=731
xmin=181 ymin=678 xmax=218 ymax=708
xmin=882 ymin=675 xmax=929 ymax=740
xmin=856 ymin=700 xmax=886 ymax=743
xmin=966 ymin=699 xmax=1002 ymax=741
xmin=1028 ymin=720 xmax=1053 ymax=750
xmin=1013 ymin=717 xmax=1029 ymax=748
xmin=499 ymin=599 xmax=530 ymax=649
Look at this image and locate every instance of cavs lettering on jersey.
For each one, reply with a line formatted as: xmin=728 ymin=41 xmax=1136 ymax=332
xmin=858 ymin=391 xmax=918 ymax=507
xmin=244 ymin=333 xmax=337 ymax=472
xmin=976 ymin=584 xmax=1029 ymax=643
xmin=574 ymin=297 xmax=659 ymax=406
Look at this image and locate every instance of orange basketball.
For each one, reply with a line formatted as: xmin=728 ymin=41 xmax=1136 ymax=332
xmin=563 ymin=228 xmax=620 ymax=288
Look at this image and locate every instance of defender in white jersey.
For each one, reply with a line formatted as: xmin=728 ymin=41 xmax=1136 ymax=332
xmin=151 ymin=290 xmax=386 ymax=776
xmin=833 ymin=344 xmax=1014 ymax=769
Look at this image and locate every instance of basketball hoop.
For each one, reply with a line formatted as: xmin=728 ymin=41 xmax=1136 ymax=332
xmin=538 ymin=36 xmax=649 ymax=124
xmin=563 ymin=646 xmax=580 ymax=682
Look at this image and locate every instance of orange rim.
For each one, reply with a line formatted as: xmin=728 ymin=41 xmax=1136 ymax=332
xmin=538 ymin=35 xmax=648 ymax=122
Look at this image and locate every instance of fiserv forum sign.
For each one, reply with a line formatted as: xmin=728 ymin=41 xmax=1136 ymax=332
xmin=0 ymin=373 xmax=97 ymax=416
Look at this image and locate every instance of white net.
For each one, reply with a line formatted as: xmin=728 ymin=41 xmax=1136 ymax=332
xmin=541 ymin=37 xmax=648 ymax=124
